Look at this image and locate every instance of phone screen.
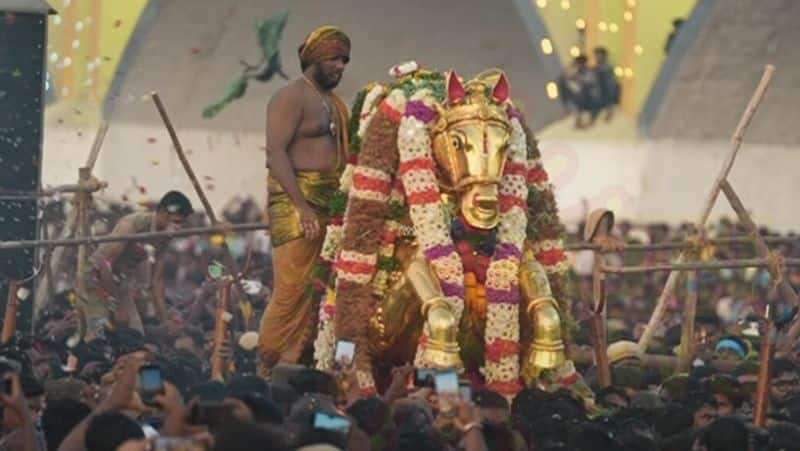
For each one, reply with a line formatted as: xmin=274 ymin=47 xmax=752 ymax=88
xmin=139 ymin=365 xmax=164 ymax=395
xmin=434 ymin=371 xmax=458 ymax=395
xmin=459 ymin=384 xmax=472 ymax=401
xmin=313 ymin=411 xmax=352 ymax=434
xmin=415 ymin=368 xmax=436 ymax=387
xmin=334 ymin=340 xmax=355 ymax=366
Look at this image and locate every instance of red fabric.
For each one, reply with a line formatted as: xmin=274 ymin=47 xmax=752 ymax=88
xmin=485 ymin=339 xmax=521 ymax=362
xmin=334 ymin=260 xmax=376 ymax=275
xmin=353 ymin=173 xmax=391 ymax=194
xmin=504 ymin=161 xmax=528 ymax=178
xmin=407 ymin=189 xmax=440 ymax=205
xmin=379 ymin=101 xmax=403 ymax=123
xmin=486 ymin=379 xmax=522 ymax=396
xmin=499 ymin=195 xmax=527 ymax=213
xmin=399 ymin=157 xmax=436 ymax=174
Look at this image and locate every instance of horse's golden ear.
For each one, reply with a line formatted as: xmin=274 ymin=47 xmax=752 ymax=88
xmin=492 ymin=72 xmax=510 ymax=104
xmin=446 ymin=70 xmax=466 ymax=105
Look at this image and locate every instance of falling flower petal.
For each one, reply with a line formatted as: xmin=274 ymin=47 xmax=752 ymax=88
xmin=190 ymin=47 xmax=201 ymax=55
xmin=147 ymin=137 xmax=157 ymax=143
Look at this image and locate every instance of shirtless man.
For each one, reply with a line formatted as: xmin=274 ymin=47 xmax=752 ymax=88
xmin=79 ymin=191 xmax=193 ymax=339
xmin=258 ymin=26 xmax=350 ymax=371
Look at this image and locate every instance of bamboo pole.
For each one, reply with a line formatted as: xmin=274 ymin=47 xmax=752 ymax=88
xmin=754 ymin=308 xmax=773 ymax=427
xmin=74 ymin=168 xmax=92 ymax=307
xmin=151 ymin=93 xmax=243 ymax=290
xmin=1 ymin=282 xmax=20 ymax=344
xmin=637 ymin=65 xmax=775 ymax=356
xmin=0 ymin=181 xmax=107 ymax=201
xmin=34 ymin=123 xmax=109 ymax=321
xmin=720 ymin=180 xmax=799 ymax=306
xmin=590 ymin=259 xmax=611 ymax=388
xmin=211 ymin=281 xmax=232 ymax=381
xmin=603 ymin=258 xmax=800 ymax=275
xmin=676 ymin=271 xmax=698 ymax=373
xmin=563 ymin=235 xmax=798 ymax=253
xmin=0 ymin=223 xmax=269 ymax=251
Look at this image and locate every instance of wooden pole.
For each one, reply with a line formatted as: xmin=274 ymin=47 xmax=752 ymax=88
xmin=211 ymin=281 xmax=232 ymax=381
xmin=754 ymin=308 xmax=773 ymax=427
xmin=150 ymin=93 xmax=243 ymax=286
xmin=74 ymin=167 xmax=92 ymax=305
xmin=1 ymin=282 xmax=20 ymax=344
xmin=590 ymin=258 xmax=611 ymax=388
xmin=676 ymin=271 xmax=698 ymax=372
xmin=720 ymin=180 xmax=799 ymax=306
xmin=85 ymin=122 xmax=108 ymax=172
xmin=0 ymin=223 xmax=269 ymax=251
xmin=34 ymin=123 xmax=108 ymax=321
xmin=637 ymin=66 xmax=775 ymax=356
xmin=563 ymin=235 xmax=798 ymax=253
xmin=151 ymin=93 xmax=218 ymax=223
xmin=603 ymin=258 xmax=800 ymax=275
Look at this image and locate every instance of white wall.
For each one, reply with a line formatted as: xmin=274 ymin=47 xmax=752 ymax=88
xmin=43 ymin=126 xmax=800 ymax=233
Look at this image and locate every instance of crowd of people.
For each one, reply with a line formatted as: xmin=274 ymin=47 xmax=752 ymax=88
xmin=0 ymin=195 xmax=798 ymax=451
xmin=557 ymin=47 xmax=622 ymax=129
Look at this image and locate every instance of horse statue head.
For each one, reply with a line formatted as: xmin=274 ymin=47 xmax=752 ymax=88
xmin=430 ymin=70 xmax=512 ymax=230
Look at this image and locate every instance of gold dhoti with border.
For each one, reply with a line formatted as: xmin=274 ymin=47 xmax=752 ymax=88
xmin=259 ymin=171 xmax=340 ymax=368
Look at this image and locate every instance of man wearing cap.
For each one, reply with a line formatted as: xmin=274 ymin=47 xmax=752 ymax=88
xmin=259 ymin=26 xmax=351 ymax=372
xmin=78 ymin=191 xmax=193 ymax=339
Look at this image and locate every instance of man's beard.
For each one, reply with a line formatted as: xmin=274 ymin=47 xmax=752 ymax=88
xmin=314 ymin=71 xmax=341 ymax=90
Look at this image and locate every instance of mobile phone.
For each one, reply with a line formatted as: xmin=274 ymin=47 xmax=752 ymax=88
xmin=312 ymin=411 xmax=352 ymax=435
xmin=188 ymin=402 xmax=232 ymax=426
xmin=334 ymin=340 xmax=355 ymax=366
xmin=414 ymin=368 xmax=436 ymax=388
xmin=139 ymin=364 xmax=164 ymax=405
xmin=434 ymin=370 xmax=459 ymax=395
xmin=459 ymin=384 xmax=472 ymax=402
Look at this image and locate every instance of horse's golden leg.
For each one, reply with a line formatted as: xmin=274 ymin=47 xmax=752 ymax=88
xmin=519 ymin=251 xmax=566 ymax=383
xmin=406 ymin=258 xmax=464 ymax=370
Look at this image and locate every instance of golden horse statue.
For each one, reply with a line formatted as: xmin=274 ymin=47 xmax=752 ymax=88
xmin=308 ymin=65 xmax=577 ymax=397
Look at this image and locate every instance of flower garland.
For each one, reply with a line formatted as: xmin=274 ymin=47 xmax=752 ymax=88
xmin=392 ymin=88 xmax=468 ymax=369
xmin=481 ymin=114 xmax=529 ymax=394
xmin=313 ymin=82 xmax=388 ymax=372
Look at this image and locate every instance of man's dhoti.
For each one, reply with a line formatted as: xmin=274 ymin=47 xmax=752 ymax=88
xmin=259 ymin=171 xmax=339 ymax=370
xmin=78 ymin=265 xmax=145 ymax=339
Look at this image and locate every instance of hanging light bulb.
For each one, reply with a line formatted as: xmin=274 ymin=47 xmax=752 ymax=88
xmin=576 ymin=18 xmax=587 ymax=30
xmin=570 ymin=46 xmax=581 ymax=57
xmin=609 ymin=23 xmax=619 ymax=33
xmin=540 ymin=38 xmax=554 ymax=55
xmin=546 ymin=82 xmax=559 ymax=99
xmin=634 ymin=45 xmax=643 ymax=55
xmin=624 ymin=10 xmax=633 ymax=22
xmin=598 ymin=21 xmax=608 ymax=31
xmin=536 ymin=0 xmax=547 ymax=8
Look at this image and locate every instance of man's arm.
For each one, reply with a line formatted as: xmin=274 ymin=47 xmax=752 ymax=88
xmin=88 ymin=219 xmax=136 ymax=295
xmin=266 ymin=84 xmax=320 ymax=238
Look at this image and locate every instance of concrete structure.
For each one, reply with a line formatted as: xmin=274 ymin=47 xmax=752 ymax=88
xmin=645 ymin=0 xmax=800 ymax=146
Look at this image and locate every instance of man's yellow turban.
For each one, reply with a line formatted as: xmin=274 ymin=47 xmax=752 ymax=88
xmin=298 ymin=25 xmax=351 ymax=68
